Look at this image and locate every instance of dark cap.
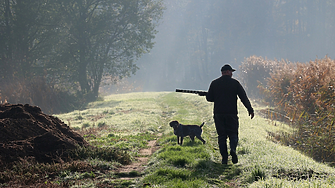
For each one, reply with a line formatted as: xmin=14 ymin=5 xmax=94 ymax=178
xmin=221 ymin=64 xmax=236 ymax=72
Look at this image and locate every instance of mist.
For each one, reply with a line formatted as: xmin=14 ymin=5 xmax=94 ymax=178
xmin=130 ymin=0 xmax=335 ymax=92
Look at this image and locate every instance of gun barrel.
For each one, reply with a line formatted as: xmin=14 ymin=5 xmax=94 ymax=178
xmin=175 ymin=89 xmax=207 ymax=94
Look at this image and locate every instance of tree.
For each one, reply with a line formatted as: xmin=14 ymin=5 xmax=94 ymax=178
xmin=0 ymin=0 xmax=60 ymax=81
xmin=50 ymin=0 xmax=163 ymax=100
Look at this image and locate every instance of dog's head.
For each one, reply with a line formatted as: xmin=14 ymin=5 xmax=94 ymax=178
xmin=169 ymin=120 xmax=179 ymax=129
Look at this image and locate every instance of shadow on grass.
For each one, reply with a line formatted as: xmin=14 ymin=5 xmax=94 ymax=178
xmin=142 ymin=157 xmax=241 ymax=187
xmin=164 ymin=136 xmax=207 ymax=147
xmin=194 ymin=159 xmax=242 ymax=180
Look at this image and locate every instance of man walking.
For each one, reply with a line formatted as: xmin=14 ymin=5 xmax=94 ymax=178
xmin=202 ymin=64 xmax=254 ymax=164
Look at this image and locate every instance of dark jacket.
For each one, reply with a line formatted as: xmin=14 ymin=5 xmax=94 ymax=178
xmin=206 ymin=75 xmax=253 ymax=115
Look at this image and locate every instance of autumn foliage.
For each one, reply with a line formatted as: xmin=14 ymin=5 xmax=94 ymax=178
xmin=240 ymin=56 xmax=335 ymax=164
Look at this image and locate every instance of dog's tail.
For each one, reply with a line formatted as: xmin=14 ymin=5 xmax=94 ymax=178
xmin=200 ymin=122 xmax=205 ymax=128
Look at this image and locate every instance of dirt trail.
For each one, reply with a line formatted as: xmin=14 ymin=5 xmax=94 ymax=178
xmin=117 ymin=138 xmax=159 ymax=175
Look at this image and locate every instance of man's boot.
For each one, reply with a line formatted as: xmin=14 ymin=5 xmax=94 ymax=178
xmin=222 ymin=157 xmax=228 ymax=165
xmin=231 ymin=151 xmax=238 ymax=164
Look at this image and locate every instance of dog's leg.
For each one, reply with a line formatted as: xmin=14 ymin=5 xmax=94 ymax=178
xmin=177 ymin=136 xmax=180 ymax=145
xmin=190 ymin=136 xmax=195 ymax=142
xmin=180 ymin=136 xmax=184 ymax=145
xmin=196 ymin=136 xmax=206 ymax=144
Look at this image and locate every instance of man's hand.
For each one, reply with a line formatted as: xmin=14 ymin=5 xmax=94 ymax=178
xmin=249 ymin=112 xmax=254 ymax=119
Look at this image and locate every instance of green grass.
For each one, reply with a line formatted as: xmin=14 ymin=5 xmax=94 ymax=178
xmin=55 ymin=92 xmax=167 ymax=135
xmin=52 ymin=92 xmax=335 ymax=187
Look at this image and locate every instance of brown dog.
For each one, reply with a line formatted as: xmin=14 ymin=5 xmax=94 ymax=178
xmin=169 ymin=120 xmax=206 ymax=145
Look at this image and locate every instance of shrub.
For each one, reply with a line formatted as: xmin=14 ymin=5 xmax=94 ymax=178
xmin=238 ymin=56 xmax=281 ymax=98
xmin=0 ymin=76 xmax=81 ymax=114
xmin=256 ymin=55 xmax=335 ymax=163
xmin=261 ymin=56 xmax=335 ymax=120
xmin=258 ymin=61 xmax=296 ymax=107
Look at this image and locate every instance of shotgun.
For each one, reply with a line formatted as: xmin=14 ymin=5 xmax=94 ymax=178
xmin=175 ymin=89 xmax=207 ymax=96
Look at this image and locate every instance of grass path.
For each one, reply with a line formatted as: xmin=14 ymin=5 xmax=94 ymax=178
xmin=55 ymin=92 xmax=335 ymax=187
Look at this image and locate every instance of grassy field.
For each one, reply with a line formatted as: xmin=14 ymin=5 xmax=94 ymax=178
xmin=53 ymin=92 xmax=335 ymax=187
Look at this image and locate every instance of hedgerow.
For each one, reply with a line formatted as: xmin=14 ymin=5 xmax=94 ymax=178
xmin=240 ymin=56 xmax=335 ymax=164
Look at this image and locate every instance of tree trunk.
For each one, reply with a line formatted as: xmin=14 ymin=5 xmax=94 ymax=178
xmin=78 ymin=39 xmax=90 ymax=94
xmin=3 ymin=0 xmax=13 ymax=80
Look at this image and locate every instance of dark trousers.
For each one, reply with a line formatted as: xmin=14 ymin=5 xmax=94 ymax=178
xmin=214 ymin=114 xmax=239 ymax=160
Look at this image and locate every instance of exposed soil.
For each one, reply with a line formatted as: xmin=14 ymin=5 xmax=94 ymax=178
xmin=116 ymin=139 xmax=159 ymax=176
xmin=0 ymin=103 xmax=89 ymax=168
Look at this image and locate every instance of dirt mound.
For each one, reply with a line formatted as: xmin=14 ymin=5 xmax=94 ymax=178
xmin=0 ymin=103 xmax=88 ymax=167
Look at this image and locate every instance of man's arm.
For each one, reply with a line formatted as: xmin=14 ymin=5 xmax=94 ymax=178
xmin=237 ymin=83 xmax=254 ymax=119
